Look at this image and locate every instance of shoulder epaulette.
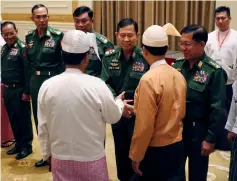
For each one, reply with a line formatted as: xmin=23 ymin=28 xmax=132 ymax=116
xmin=205 ymin=59 xmax=221 ymax=69
xmin=134 ymin=47 xmax=143 ymax=56
xmin=49 ymin=28 xmax=62 ymax=35
xmin=17 ymin=40 xmax=26 ymax=48
xmin=175 ymin=57 xmax=185 ymax=62
xmin=95 ymin=32 xmax=109 ymax=44
xmin=25 ymin=30 xmax=34 ymax=37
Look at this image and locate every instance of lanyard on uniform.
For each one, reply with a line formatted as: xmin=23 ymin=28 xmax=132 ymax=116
xmin=217 ymin=29 xmax=230 ymax=50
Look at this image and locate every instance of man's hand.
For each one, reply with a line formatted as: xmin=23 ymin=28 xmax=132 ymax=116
xmin=132 ymin=161 xmax=142 ymax=176
xmin=201 ymin=141 xmax=214 ymax=156
xmin=116 ymin=91 xmax=125 ymax=101
xmin=227 ymin=132 xmax=236 ymax=143
xmin=122 ymin=100 xmax=134 ymax=118
xmin=21 ymin=93 xmax=31 ymax=101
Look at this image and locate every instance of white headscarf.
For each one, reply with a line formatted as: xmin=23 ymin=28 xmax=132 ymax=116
xmin=61 ymin=30 xmax=101 ymax=60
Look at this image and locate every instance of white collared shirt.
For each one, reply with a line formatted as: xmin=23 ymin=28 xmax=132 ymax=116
xmin=38 ymin=68 xmax=124 ymax=161
xmin=225 ymin=80 xmax=237 ymax=134
xmin=150 ymin=59 xmax=167 ymax=69
xmin=205 ymin=29 xmax=237 ymax=85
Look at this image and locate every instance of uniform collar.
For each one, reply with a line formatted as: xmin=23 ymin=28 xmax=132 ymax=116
xmin=35 ymin=26 xmax=51 ymax=38
xmin=183 ymin=53 xmax=207 ymax=70
xmin=118 ymin=46 xmax=138 ymax=60
xmin=150 ymin=59 xmax=167 ymax=69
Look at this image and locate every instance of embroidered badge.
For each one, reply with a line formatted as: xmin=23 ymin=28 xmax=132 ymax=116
xmin=44 ymin=39 xmax=55 ymax=48
xmin=132 ymin=62 xmax=145 ymax=72
xmin=110 ymin=63 xmax=119 ymax=66
xmin=9 ymin=48 xmax=18 ymax=56
xmin=193 ymin=70 xmax=208 ymax=83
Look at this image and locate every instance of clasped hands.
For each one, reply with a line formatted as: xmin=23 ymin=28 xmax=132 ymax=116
xmin=116 ymin=91 xmax=134 ymax=119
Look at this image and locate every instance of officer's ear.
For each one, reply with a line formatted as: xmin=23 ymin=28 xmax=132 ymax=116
xmin=200 ymin=41 xmax=205 ymax=48
xmin=115 ymin=32 xmax=118 ymax=38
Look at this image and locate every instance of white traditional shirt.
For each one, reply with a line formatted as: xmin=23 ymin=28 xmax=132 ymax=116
xmin=38 ymin=68 xmax=124 ymax=161
xmin=225 ymin=80 xmax=237 ymax=134
xmin=205 ymin=29 xmax=237 ymax=85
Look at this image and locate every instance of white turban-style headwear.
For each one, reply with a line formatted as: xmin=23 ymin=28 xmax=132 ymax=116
xmin=62 ymin=30 xmax=101 ymax=60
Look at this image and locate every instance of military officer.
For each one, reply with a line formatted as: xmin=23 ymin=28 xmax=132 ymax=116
xmin=173 ymin=24 xmax=227 ymax=181
xmin=26 ymin=4 xmax=64 ymax=167
xmin=101 ymin=18 xmax=149 ymax=181
xmin=73 ymin=6 xmax=114 ymax=77
xmin=1 ymin=21 xmax=33 ymax=160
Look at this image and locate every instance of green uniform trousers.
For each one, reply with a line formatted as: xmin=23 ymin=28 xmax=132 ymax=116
xmin=3 ymin=86 xmax=33 ymax=150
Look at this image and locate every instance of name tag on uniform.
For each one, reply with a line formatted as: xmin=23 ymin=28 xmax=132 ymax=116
xmin=9 ymin=48 xmax=18 ymax=56
xmin=45 ymin=39 xmax=55 ymax=48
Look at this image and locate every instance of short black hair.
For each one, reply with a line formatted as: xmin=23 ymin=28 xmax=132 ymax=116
xmin=181 ymin=24 xmax=208 ymax=44
xmin=117 ymin=18 xmax=138 ymax=33
xmin=73 ymin=6 xmax=93 ymax=19
xmin=32 ymin=4 xmax=48 ymax=14
xmin=1 ymin=21 xmax=17 ymax=32
xmin=62 ymin=51 xmax=87 ymax=65
xmin=142 ymin=44 xmax=168 ymax=56
xmin=215 ymin=6 xmax=230 ymax=17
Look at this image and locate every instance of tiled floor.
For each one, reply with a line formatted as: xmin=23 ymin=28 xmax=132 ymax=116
xmin=1 ymin=124 xmax=230 ymax=181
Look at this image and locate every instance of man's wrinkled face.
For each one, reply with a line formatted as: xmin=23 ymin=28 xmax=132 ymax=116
xmin=116 ymin=25 xmax=138 ymax=51
xmin=74 ymin=12 xmax=93 ymax=33
xmin=1 ymin=24 xmax=18 ymax=46
xmin=179 ymin=33 xmax=204 ymax=61
xmin=31 ymin=7 xmax=49 ymax=30
xmin=215 ymin=11 xmax=231 ymax=32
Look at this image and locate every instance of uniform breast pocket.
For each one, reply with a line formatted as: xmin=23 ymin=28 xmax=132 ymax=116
xmin=188 ymin=81 xmax=207 ymax=102
xmin=128 ymin=71 xmax=143 ymax=89
xmin=42 ymin=48 xmax=56 ymax=62
xmin=27 ymin=47 xmax=36 ymax=61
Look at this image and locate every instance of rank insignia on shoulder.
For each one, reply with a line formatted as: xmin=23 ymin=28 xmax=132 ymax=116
xmin=28 ymin=41 xmax=34 ymax=48
xmin=193 ymin=70 xmax=208 ymax=83
xmin=209 ymin=61 xmax=220 ymax=69
xmin=100 ymin=36 xmax=108 ymax=44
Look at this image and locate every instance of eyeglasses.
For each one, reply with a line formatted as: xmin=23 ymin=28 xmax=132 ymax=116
xmin=178 ymin=41 xmax=199 ymax=48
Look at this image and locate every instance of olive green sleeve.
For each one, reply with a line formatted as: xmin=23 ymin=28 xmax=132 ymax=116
xmin=20 ymin=47 xmax=31 ymax=95
xmin=58 ymin=32 xmax=65 ymax=73
xmin=100 ymin=57 xmax=116 ymax=97
xmin=205 ymin=68 xmax=227 ymax=144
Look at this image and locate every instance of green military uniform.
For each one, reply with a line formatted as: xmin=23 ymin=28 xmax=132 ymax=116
xmin=26 ymin=26 xmax=64 ymax=131
xmin=101 ymin=46 xmax=149 ymax=181
xmin=1 ymin=39 xmax=33 ymax=151
xmin=173 ymin=53 xmax=227 ymax=181
xmin=85 ymin=32 xmax=113 ymax=77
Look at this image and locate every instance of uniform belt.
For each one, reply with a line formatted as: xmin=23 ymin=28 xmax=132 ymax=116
xmin=35 ymin=71 xmax=55 ymax=76
xmin=4 ymin=84 xmax=18 ymax=88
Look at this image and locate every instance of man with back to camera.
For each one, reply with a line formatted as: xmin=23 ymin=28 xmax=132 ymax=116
xmin=38 ymin=29 xmax=133 ymax=180
xmin=129 ymin=24 xmax=186 ymax=181
xmin=25 ymin=4 xmax=64 ymax=167
xmin=73 ymin=6 xmax=114 ymax=77
xmin=205 ymin=6 xmax=237 ymax=150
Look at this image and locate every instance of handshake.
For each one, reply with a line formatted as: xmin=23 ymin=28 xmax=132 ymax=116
xmin=116 ymin=91 xmax=134 ymax=119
